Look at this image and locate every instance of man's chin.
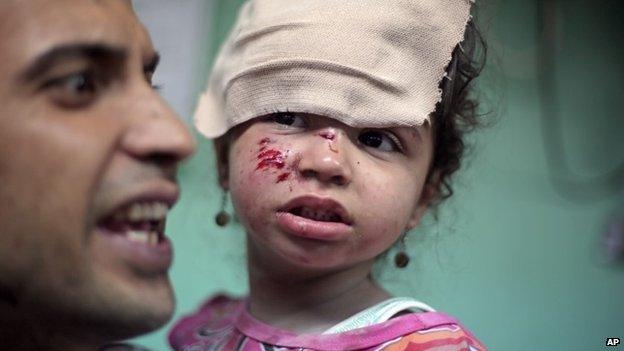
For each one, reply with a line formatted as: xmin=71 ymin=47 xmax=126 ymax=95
xmin=95 ymin=292 xmax=175 ymax=342
xmin=88 ymin=238 xmax=176 ymax=336
xmin=115 ymin=307 xmax=173 ymax=340
xmin=115 ymin=283 xmax=175 ymax=336
xmin=70 ymin=276 xmax=176 ymax=341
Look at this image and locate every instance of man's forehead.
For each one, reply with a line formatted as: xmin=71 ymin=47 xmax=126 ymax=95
xmin=0 ymin=0 xmax=132 ymax=13
xmin=0 ymin=0 xmax=132 ymax=25
xmin=0 ymin=0 xmax=151 ymax=71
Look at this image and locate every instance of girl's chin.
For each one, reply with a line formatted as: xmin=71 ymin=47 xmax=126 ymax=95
xmin=247 ymin=223 xmax=377 ymax=275
xmin=251 ymin=237 xmax=347 ymax=272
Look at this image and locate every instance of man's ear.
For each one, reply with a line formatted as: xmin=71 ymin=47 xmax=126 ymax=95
xmin=213 ymin=135 xmax=230 ymax=190
xmin=405 ymin=170 xmax=440 ymax=231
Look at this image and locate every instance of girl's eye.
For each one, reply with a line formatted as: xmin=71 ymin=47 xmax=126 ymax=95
xmin=272 ymin=112 xmax=306 ymax=128
xmin=43 ymin=71 xmax=101 ymax=108
xmin=358 ymin=130 xmax=404 ymax=153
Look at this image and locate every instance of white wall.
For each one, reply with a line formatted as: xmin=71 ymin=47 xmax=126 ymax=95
xmin=130 ymin=1 xmax=216 ymax=349
xmin=133 ymin=0 xmax=215 ymax=124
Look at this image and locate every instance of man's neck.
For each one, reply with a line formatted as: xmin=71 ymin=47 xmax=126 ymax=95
xmin=246 ymin=242 xmax=391 ymax=334
xmin=0 ymin=301 xmax=101 ymax=351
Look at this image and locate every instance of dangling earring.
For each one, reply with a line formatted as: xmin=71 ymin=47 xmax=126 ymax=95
xmin=215 ymin=190 xmax=230 ymax=227
xmin=394 ymin=232 xmax=410 ymax=268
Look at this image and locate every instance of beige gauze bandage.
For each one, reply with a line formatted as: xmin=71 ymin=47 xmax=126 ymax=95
xmin=195 ymin=0 xmax=474 ymax=138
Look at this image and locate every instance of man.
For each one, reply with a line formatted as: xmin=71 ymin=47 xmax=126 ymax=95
xmin=0 ymin=0 xmax=195 ymax=349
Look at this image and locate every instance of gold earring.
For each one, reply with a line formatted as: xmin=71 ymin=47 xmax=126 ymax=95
xmin=394 ymin=232 xmax=410 ymax=268
xmin=215 ymin=190 xmax=230 ymax=227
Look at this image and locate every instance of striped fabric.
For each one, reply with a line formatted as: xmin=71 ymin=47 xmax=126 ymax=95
xmin=169 ymin=295 xmax=486 ymax=351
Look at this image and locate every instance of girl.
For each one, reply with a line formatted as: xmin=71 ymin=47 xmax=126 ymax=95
xmin=171 ymin=0 xmax=487 ymax=350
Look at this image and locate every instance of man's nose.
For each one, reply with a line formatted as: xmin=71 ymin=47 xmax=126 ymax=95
xmin=295 ymin=128 xmax=353 ymax=186
xmin=120 ymin=90 xmax=196 ymax=167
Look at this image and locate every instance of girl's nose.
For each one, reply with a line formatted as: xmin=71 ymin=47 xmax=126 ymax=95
xmin=295 ymin=129 xmax=353 ymax=186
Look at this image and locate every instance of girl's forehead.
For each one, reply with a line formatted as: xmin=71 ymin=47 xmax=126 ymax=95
xmin=194 ymin=0 xmax=472 ymax=140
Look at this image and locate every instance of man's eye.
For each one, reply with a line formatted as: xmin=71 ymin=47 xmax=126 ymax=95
xmin=43 ymin=71 xmax=100 ymax=108
xmin=144 ymin=70 xmax=161 ymax=90
xmin=358 ymin=130 xmax=404 ymax=152
xmin=272 ymin=112 xmax=306 ymax=128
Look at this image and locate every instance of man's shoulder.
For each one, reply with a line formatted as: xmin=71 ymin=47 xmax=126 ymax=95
xmin=196 ymin=293 xmax=245 ymax=315
xmin=100 ymin=342 xmax=154 ymax=351
xmin=168 ymin=293 xmax=244 ymax=349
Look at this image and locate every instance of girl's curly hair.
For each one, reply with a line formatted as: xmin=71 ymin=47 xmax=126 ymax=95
xmin=429 ymin=20 xmax=487 ymax=204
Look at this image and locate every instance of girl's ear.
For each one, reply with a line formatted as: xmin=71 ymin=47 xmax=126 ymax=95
xmin=406 ymin=171 xmax=440 ymax=231
xmin=213 ymin=135 xmax=230 ymax=190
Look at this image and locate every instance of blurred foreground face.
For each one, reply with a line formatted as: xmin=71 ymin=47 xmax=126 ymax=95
xmin=0 ymin=0 xmax=194 ymax=343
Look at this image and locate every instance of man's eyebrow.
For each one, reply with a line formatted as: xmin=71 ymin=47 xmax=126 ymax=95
xmin=19 ymin=43 xmax=127 ymax=82
xmin=143 ymin=52 xmax=160 ymax=73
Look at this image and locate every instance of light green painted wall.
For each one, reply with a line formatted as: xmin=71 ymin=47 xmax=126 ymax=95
xmin=135 ymin=0 xmax=624 ymax=349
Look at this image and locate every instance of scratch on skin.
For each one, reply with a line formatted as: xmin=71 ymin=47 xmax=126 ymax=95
xmin=256 ymin=138 xmax=297 ymax=183
xmin=258 ymin=137 xmax=272 ymax=152
xmin=318 ymin=131 xmax=335 ymax=141
xmin=318 ymin=131 xmax=339 ymax=153
xmin=256 ymin=149 xmax=286 ymax=170
xmin=277 ymin=172 xmax=291 ymax=183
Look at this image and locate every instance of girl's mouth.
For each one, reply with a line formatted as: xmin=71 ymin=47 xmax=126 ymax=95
xmin=288 ymin=206 xmax=344 ymax=223
xmin=276 ymin=195 xmax=354 ymax=241
xmin=279 ymin=195 xmax=352 ymax=224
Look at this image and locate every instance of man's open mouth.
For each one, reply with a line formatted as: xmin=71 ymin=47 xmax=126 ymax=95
xmin=97 ymin=201 xmax=169 ymax=246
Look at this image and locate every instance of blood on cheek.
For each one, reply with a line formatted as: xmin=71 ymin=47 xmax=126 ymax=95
xmin=256 ymin=150 xmax=286 ymax=170
xmin=255 ymin=138 xmax=293 ymax=183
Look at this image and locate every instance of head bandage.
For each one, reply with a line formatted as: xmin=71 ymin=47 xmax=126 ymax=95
xmin=195 ymin=0 xmax=474 ymax=138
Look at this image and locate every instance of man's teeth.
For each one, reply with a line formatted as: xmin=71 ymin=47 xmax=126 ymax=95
xmin=300 ymin=207 xmax=340 ymax=222
xmin=114 ymin=202 xmax=169 ymax=222
xmin=127 ymin=230 xmax=160 ymax=246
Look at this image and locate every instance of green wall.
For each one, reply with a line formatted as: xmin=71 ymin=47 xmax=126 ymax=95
xmin=135 ymin=0 xmax=624 ymax=349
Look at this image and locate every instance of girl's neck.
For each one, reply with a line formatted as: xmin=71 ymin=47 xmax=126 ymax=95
xmin=246 ymin=243 xmax=392 ymax=334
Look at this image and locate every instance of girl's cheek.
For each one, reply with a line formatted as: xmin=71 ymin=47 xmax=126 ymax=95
xmin=229 ymin=137 xmax=296 ymax=208
xmin=357 ymin=177 xmax=416 ymax=243
xmin=245 ymin=137 xmax=297 ymax=185
xmin=229 ymin=137 xmax=297 ymax=235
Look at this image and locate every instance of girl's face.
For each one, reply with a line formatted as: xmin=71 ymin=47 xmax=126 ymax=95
xmin=219 ymin=113 xmax=435 ymax=275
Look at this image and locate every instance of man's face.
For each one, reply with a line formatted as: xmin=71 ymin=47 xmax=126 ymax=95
xmin=0 ymin=0 xmax=194 ymax=339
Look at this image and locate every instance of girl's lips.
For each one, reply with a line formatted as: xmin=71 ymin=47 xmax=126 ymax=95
xmin=278 ymin=195 xmax=353 ymax=225
xmin=275 ymin=211 xmax=354 ymax=241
